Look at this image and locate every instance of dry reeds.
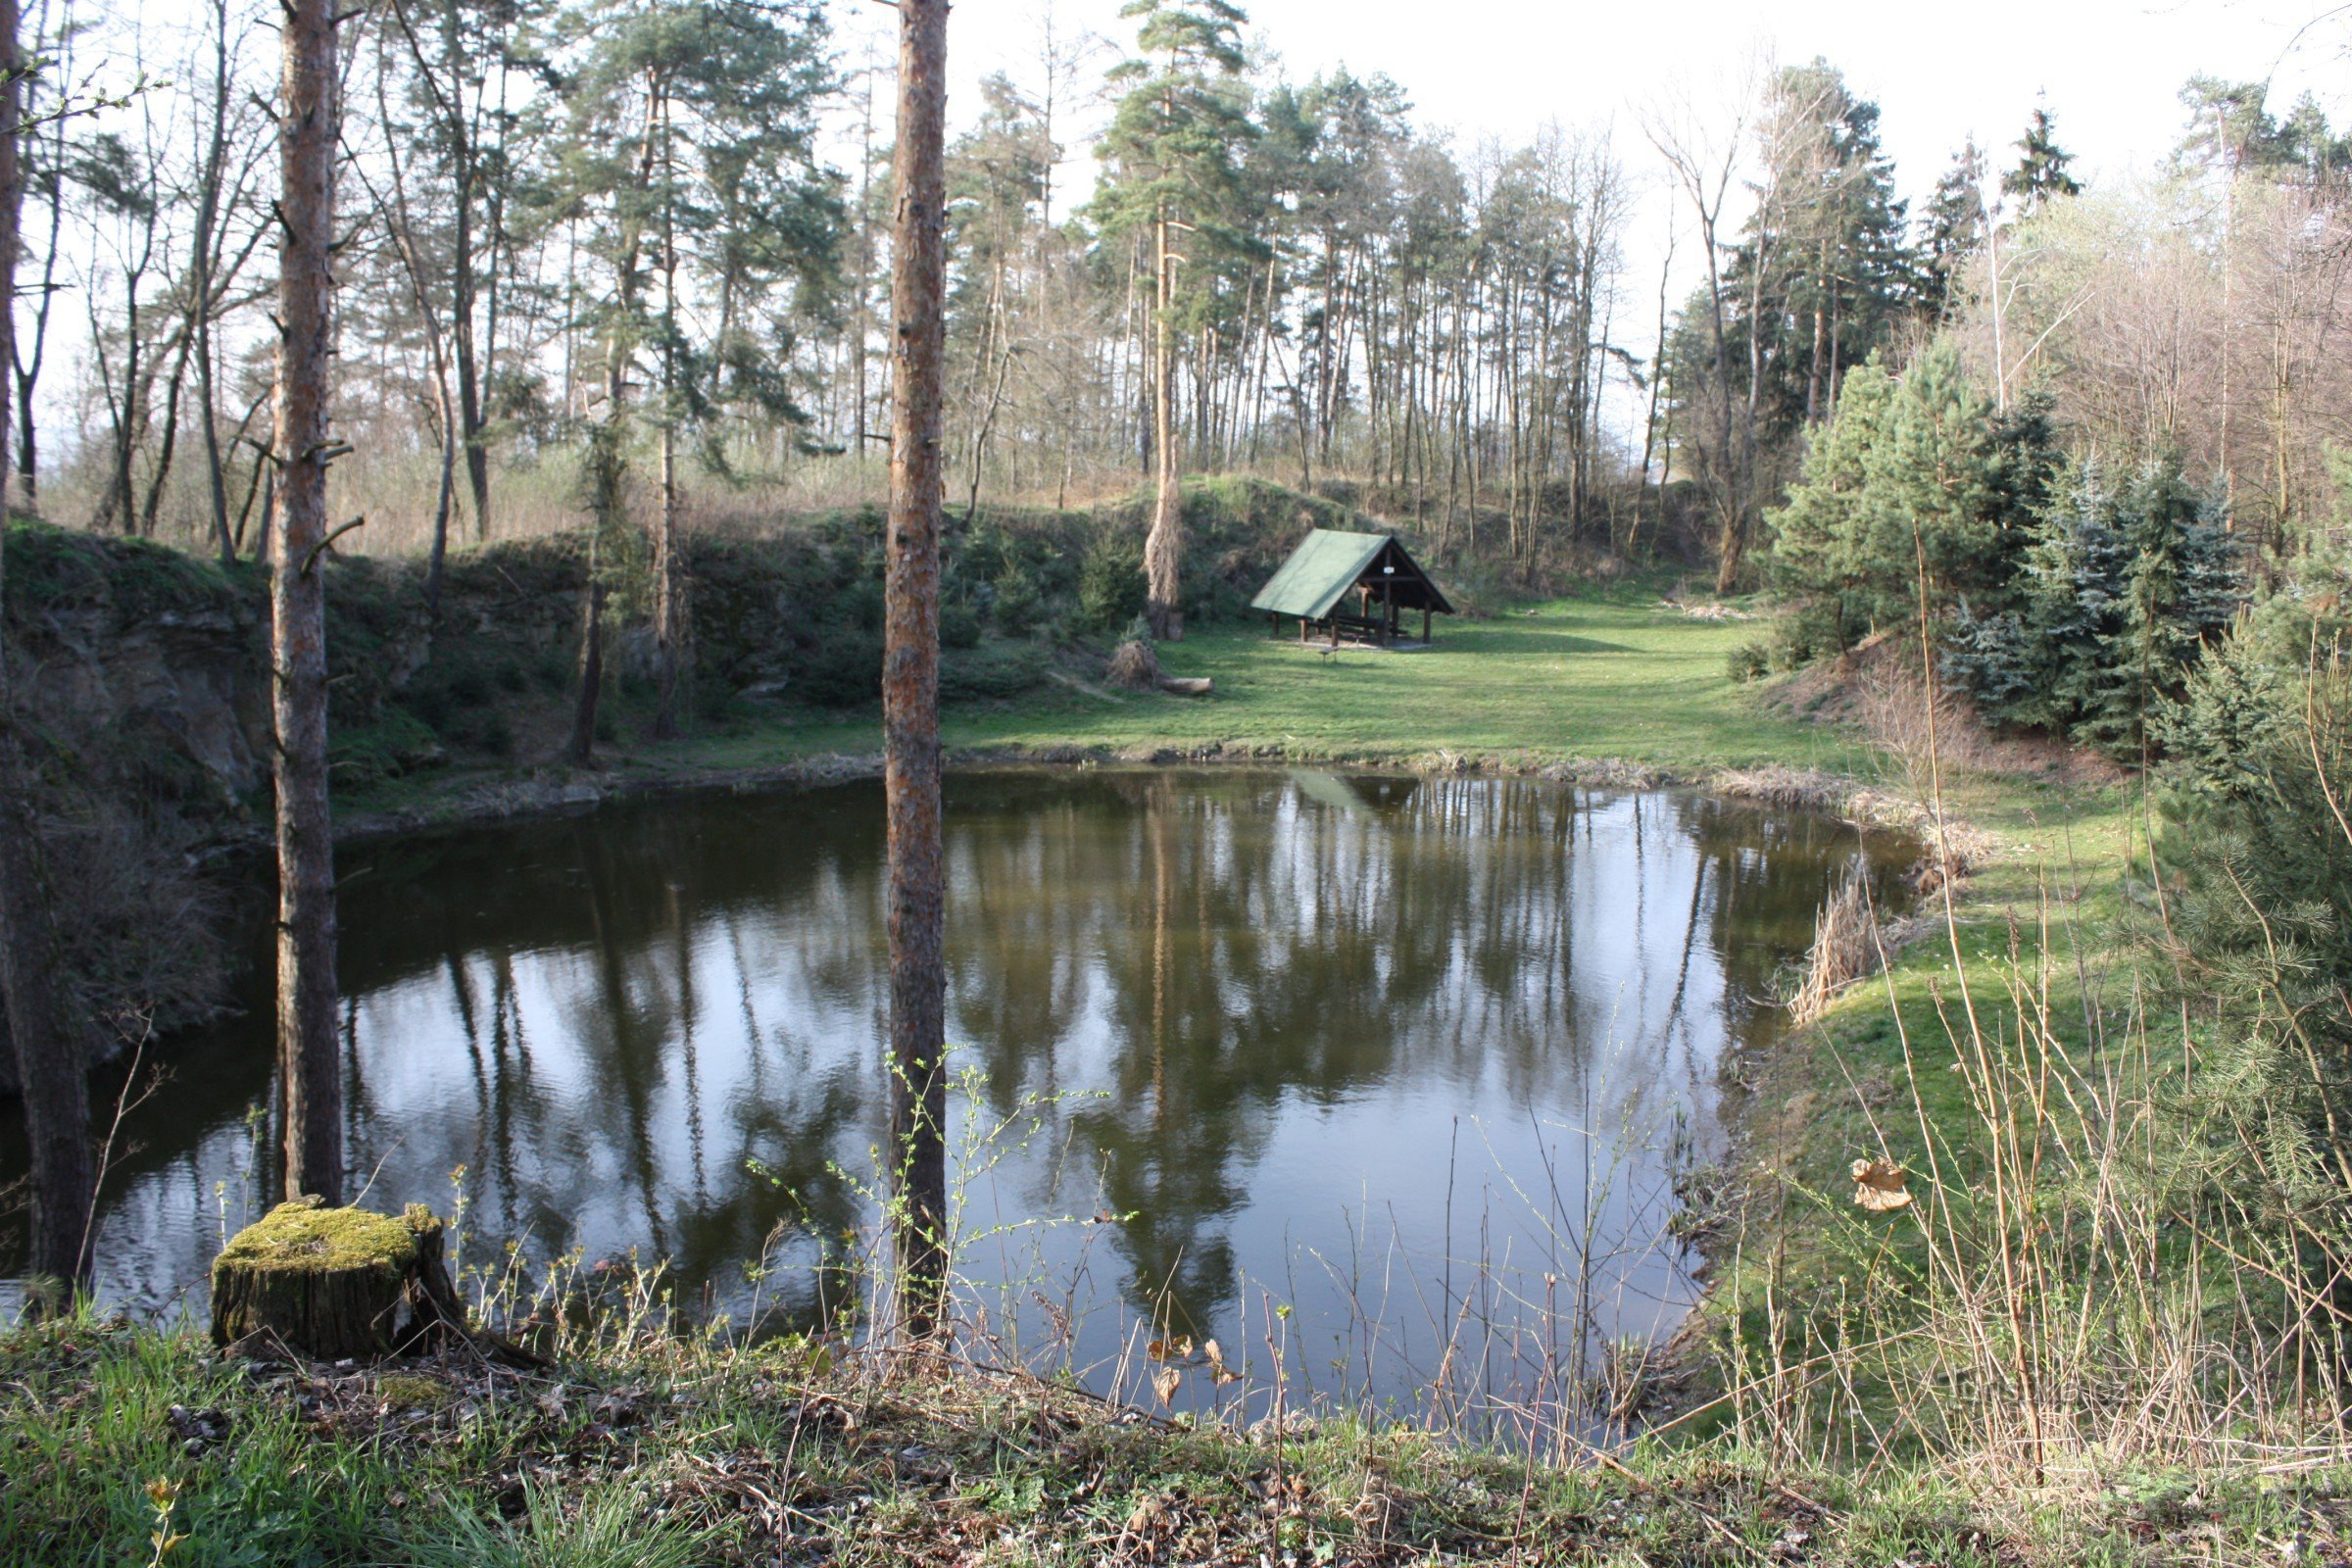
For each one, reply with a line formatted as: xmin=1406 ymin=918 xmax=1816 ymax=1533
xmin=1104 ymin=638 xmax=1160 ymax=692
xmin=1786 ymin=862 xmax=1879 ymax=1026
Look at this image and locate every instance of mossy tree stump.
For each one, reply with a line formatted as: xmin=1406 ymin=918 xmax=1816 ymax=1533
xmin=210 ymin=1198 xmax=466 ymax=1359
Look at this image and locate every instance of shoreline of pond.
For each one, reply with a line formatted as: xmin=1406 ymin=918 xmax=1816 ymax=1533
xmin=318 ymin=737 xmax=1967 ymax=861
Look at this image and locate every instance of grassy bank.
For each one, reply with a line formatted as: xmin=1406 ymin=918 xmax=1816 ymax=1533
xmin=424 ymin=578 xmax=1882 ymax=782
xmin=1 ymin=1310 xmax=2328 ymax=1566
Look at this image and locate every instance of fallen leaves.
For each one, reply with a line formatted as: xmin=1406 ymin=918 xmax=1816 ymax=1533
xmin=1850 ymin=1156 xmax=1912 ymax=1211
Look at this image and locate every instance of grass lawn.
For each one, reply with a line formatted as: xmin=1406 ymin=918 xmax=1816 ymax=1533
xmin=694 ymin=580 xmax=1886 ymax=776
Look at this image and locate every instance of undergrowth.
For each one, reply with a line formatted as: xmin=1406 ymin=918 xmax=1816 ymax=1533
xmin=2 ymin=1306 xmax=2336 ymax=1565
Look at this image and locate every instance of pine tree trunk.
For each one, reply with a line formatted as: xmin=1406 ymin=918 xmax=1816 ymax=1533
xmin=883 ymin=0 xmax=949 ymax=1345
xmin=649 ymin=88 xmax=684 ymax=742
xmin=1145 ymin=212 xmax=1182 ymax=641
xmin=270 ymin=0 xmax=342 ymax=1205
xmin=565 ymin=558 xmax=605 ymax=766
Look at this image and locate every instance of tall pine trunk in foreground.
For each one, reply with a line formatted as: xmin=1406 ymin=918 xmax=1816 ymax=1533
xmin=0 ymin=0 xmax=94 ymax=1294
xmin=270 ymin=0 xmax=343 ymax=1204
xmin=1146 ymin=207 xmax=1182 ymax=639
xmin=884 ymin=0 xmax=949 ymax=1344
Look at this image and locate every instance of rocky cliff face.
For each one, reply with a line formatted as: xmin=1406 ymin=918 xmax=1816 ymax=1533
xmin=9 ymin=528 xmax=271 ymax=805
xmin=1 ymin=527 xmax=269 ymax=1095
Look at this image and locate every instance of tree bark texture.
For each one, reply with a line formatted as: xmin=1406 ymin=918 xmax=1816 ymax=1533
xmin=0 ymin=0 xmax=94 ymax=1296
xmin=884 ymin=0 xmax=949 ymax=1344
xmin=1145 ymin=212 xmax=1182 ymax=639
xmin=271 ymin=0 xmax=343 ymax=1205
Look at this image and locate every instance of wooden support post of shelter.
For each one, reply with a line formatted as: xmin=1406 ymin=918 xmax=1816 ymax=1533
xmin=1249 ymin=530 xmax=1454 ymax=649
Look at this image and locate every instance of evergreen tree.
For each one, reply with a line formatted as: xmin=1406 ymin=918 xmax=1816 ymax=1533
xmin=2154 ymin=574 xmax=2352 ymax=1211
xmin=1954 ymin=458 xmax=2243 ymax=756
xmin=1768 ymin=342 xmax=2052 ymax=652
xmin=1721 ymin=59 xmax=1912 ymax=439
xmin=2179 ymin=75 xmax=2351 ymax=180
xmin=2001 ymin=102 xmax=2082 ymax=213
xmin=541 ymin=0 xmax=842 ymax=733
xmin=1918 ymin=139 xmax=1986 ymax=322
xmin=1091 ymin=0 xmax=1257 ymax=639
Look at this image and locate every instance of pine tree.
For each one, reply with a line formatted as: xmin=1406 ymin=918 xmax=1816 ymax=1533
xmin=2001 ymin=103 xmax=2082 ymax=213
xmin=1767 ymin=342 xmax=2046 ymax=650
xmin=1091 ymin=0 xmax=1256 ymax=640
xmin=2156 ymin=579 xmax=2352 ymax=1200
xmin=0 ymin=0 xmax=93 ymax=1295
xmin=1918 ymin=139 xmax=1986 ymax=322
xmin=884 ymin=0 xmax=950 ymax=1343
xmin=543 ymin=0 xmax=842 ymax=736
xmin=272 ymin=0 xmax=344 ymax=1205
xmin=1721 ymin=60 xmax=1912 ymax=439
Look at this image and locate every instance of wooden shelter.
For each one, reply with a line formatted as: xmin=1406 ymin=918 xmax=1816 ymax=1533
xmin=1250 ymin=529 xmax=1454 ymax=647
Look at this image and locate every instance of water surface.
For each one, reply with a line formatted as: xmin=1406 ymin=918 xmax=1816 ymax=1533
xmin=1 ymin=769 xmax=1911 ymax=1418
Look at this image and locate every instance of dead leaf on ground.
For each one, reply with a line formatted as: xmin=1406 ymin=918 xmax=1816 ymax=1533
xmin=1850 ymin=1156 xmax=1912 ymax=1211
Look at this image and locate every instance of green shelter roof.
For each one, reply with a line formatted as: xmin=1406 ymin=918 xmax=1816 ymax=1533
xmin=1249 ymin=529 xmax=1452 ymax=619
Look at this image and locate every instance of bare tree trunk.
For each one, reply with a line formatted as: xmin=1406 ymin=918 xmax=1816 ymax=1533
xmin=270 ymin=0 xmax=343 ymax=1204
xmin=368 ymin=52 xmax=456 ymax=615
xmin=11 ymin=6 xmax=66 ymax=508
xmin=0 ymin=0 xmax=92 ymax=1297
xmin=1145 ymin=210 xmax=1182 ymax=640
xmin=194 ymin=0 xmax=234 ymax=562
xmin=564 ymin=566 xmax=605 ymax=764
xmin=883 ymin=0 xmax=948 ymax=1344
xmin=1630 ymin=228 xmax=1674 ymax=557
xmin=852 ymin=55 xmax=877 ymax=459
xmin=650 ymin=86 xmax=682 ymax=742
xmin=567 ymin=427 xmax=618 ymax=766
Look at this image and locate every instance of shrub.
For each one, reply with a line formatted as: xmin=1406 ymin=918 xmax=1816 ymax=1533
xmin=990 ymin=564 xmax=1043 ymax=632
xmin=940 ymin=599 xmax=983 ymax=650
xmin=940 ymin=639 xmax=1049 ymax=701
xmin=1105 ymin=638 xmax=1160 ymax=691
xmin=792 ymin=629 xmax=883 ymax=707
xmin=1726 ymin=640 xmax=1772 ymax=683
xmin=1077 ymin=534 xmax=1147 ymax=631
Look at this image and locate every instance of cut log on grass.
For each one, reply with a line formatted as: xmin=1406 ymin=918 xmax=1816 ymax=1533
xmin=210 ymin=1197 xmax=468 ymax=1359
xmin=1156 ymin=676 xmax=1213 ymax=696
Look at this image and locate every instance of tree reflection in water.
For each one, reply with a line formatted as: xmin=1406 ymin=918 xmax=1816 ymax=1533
xmin=2 ymin=770 xmax=1910 ymax=1416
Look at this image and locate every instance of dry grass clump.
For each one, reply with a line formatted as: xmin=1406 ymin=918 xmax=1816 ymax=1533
xmin=1715 ymin=762 xmax=1845 ymax=812
xmin=1104 ymin=638 xmax=1161 ymax=691
xmin=1786 ymin=863 xmax=1880 ymax=1026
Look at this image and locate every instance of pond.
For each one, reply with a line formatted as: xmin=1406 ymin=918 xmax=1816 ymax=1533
xmin=1 ymin=769 xmax=1914 ymax=1425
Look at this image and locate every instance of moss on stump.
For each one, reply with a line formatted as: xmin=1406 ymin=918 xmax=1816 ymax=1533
xmin=210 ymin=1198 xmax=465 ymax=1359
